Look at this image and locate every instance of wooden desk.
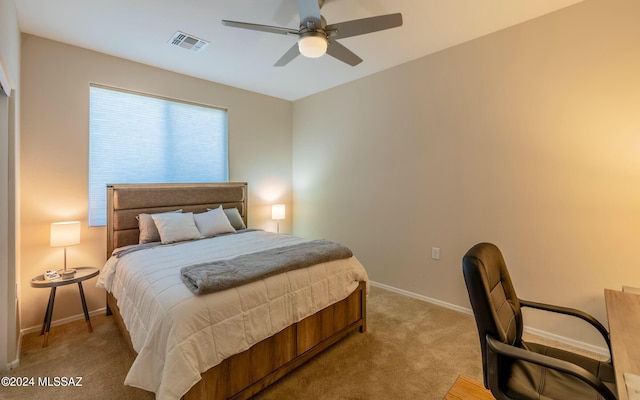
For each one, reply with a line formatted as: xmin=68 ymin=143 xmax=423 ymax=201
xmin=605 ymin=288 xmax=640 ymax=400
xmin=444 ymin=375 xmax=495 ymax=400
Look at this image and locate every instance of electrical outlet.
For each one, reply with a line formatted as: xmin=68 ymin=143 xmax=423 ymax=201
xmin=431 ymin=247 xmax=440 ymax=260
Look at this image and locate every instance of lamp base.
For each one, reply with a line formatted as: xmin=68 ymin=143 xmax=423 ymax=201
xmin=59 ymin=269 xmax=76 ymax=279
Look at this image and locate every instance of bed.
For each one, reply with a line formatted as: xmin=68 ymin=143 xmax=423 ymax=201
xmin=98 ymin=182 xmax=368 ymax=400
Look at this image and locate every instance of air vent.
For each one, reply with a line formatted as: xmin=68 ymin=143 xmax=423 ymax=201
xmin=168 ymin=31 xmax=210 ymax=53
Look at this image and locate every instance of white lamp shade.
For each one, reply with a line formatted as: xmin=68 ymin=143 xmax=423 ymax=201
xmin=272 ymin=204 xmax=285 ymax=220
xmin=298 ymin=35 xmax=327 ymax=58
xmin=50 ymin=221 xmax=81 ymax=247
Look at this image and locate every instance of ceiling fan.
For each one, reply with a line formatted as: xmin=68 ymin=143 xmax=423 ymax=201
xmin=221 ymin=0 xmax=403 ymax=67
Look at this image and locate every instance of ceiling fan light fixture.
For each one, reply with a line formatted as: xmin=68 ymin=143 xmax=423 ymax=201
xmin=298 ymin=34 xmax=328 ymax=58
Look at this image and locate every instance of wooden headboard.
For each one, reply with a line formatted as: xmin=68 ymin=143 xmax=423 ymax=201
xmin=106 ymin=182 xmax=248 ymax=257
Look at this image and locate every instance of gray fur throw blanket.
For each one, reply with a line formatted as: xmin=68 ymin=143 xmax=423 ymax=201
xmin=181 ymin=239 xmax=353 ymax=295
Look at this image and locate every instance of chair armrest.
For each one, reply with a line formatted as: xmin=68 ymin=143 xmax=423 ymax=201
xmin=486 ymin=335 xmax=617 ymax=400
xmin=519 ymin=298 xmax=611 ymax=355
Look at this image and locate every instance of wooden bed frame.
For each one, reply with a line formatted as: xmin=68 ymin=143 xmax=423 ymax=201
xmin=104 ymin=182 xmax=367 ymax=400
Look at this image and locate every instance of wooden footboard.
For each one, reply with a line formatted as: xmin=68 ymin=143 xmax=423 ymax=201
xmin=106 ymin=281 xmax=367 ymax=400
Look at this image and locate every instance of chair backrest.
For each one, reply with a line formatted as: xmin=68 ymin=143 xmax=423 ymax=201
xmin=462 ymin=243 xmax=524 ymax=386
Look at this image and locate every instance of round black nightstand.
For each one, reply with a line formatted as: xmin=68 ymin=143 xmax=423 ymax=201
xmin=30 ymin=266 xmax=100 ymax=347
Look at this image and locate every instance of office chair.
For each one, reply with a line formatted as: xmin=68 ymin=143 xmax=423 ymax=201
xmin=462 ymin=242 xmax=617 ymax=400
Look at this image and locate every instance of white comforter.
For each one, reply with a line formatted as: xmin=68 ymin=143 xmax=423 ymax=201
xmin=96 ymin=230 xmax=368 ymax=400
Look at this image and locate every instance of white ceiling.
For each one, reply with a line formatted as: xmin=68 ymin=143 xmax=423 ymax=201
xmin=13 ymin=0 xmax=584 ymax=101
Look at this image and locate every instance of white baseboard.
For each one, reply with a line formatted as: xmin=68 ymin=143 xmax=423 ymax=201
xmin=3 ymin=333 xmax=21 ymax=371
xmin=6 ymin=357 xmax=19 ymax=370
xmin=371 ymin=281 xmax=474 ymax=316
xmin=8 ymin=331 xmax=22 ymax=371
xmin=522 ymin=326 xmax=609 ymax=357
xmin=3 ymin=299 xmax=22 ymax=371
xmin=369 ymin=281 xmax=609 ymax=357
xmin=20 ymin=307 xmax=107 ymax=336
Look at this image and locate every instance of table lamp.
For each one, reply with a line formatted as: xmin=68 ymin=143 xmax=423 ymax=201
xmin=271 ymin=204 xmax=285 ymax=234
xmin=50 ymin=221 xmax=81 ymax=279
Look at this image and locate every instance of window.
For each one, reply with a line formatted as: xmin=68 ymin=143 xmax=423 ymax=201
xmin=88 ymin=85 xmax=228 ymax=226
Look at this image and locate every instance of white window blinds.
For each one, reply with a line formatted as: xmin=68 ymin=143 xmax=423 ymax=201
xmin=88 ymin=85 xmax=229 ymax=226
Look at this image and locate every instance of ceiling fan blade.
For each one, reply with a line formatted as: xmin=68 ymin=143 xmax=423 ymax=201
xmin=326 ymin=13 xmax=402 ymax=39
xmin=326 ymin=41 xmax=362 ymax=66
xmin=274 ymin=43 xmax=301 ymax=67
xmin=296 ymin=0 xmax=322 ymax=26
xmin=221 ymin=20 xmax=299 ymax=36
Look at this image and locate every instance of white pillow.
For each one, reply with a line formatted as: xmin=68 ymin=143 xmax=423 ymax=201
xmin=194 ymin=206 xmax=236 ymax=237
xmin=137 ymin=209 xmax=181 ymax=244
xmin=151 ymin=212 xmax=203 ymax=244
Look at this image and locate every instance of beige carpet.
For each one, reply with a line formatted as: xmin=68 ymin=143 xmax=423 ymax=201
xmin=1 ymin=286 xmax=485 ymax=399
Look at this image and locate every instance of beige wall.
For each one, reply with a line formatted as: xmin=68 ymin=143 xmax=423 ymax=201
xmin=0 ymin=0 xmax=21 ymax=370
xmin=292 ymin=0 xmax=640 ymax=349
xmin=19 ymin=34 xmax=293 ymax=330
